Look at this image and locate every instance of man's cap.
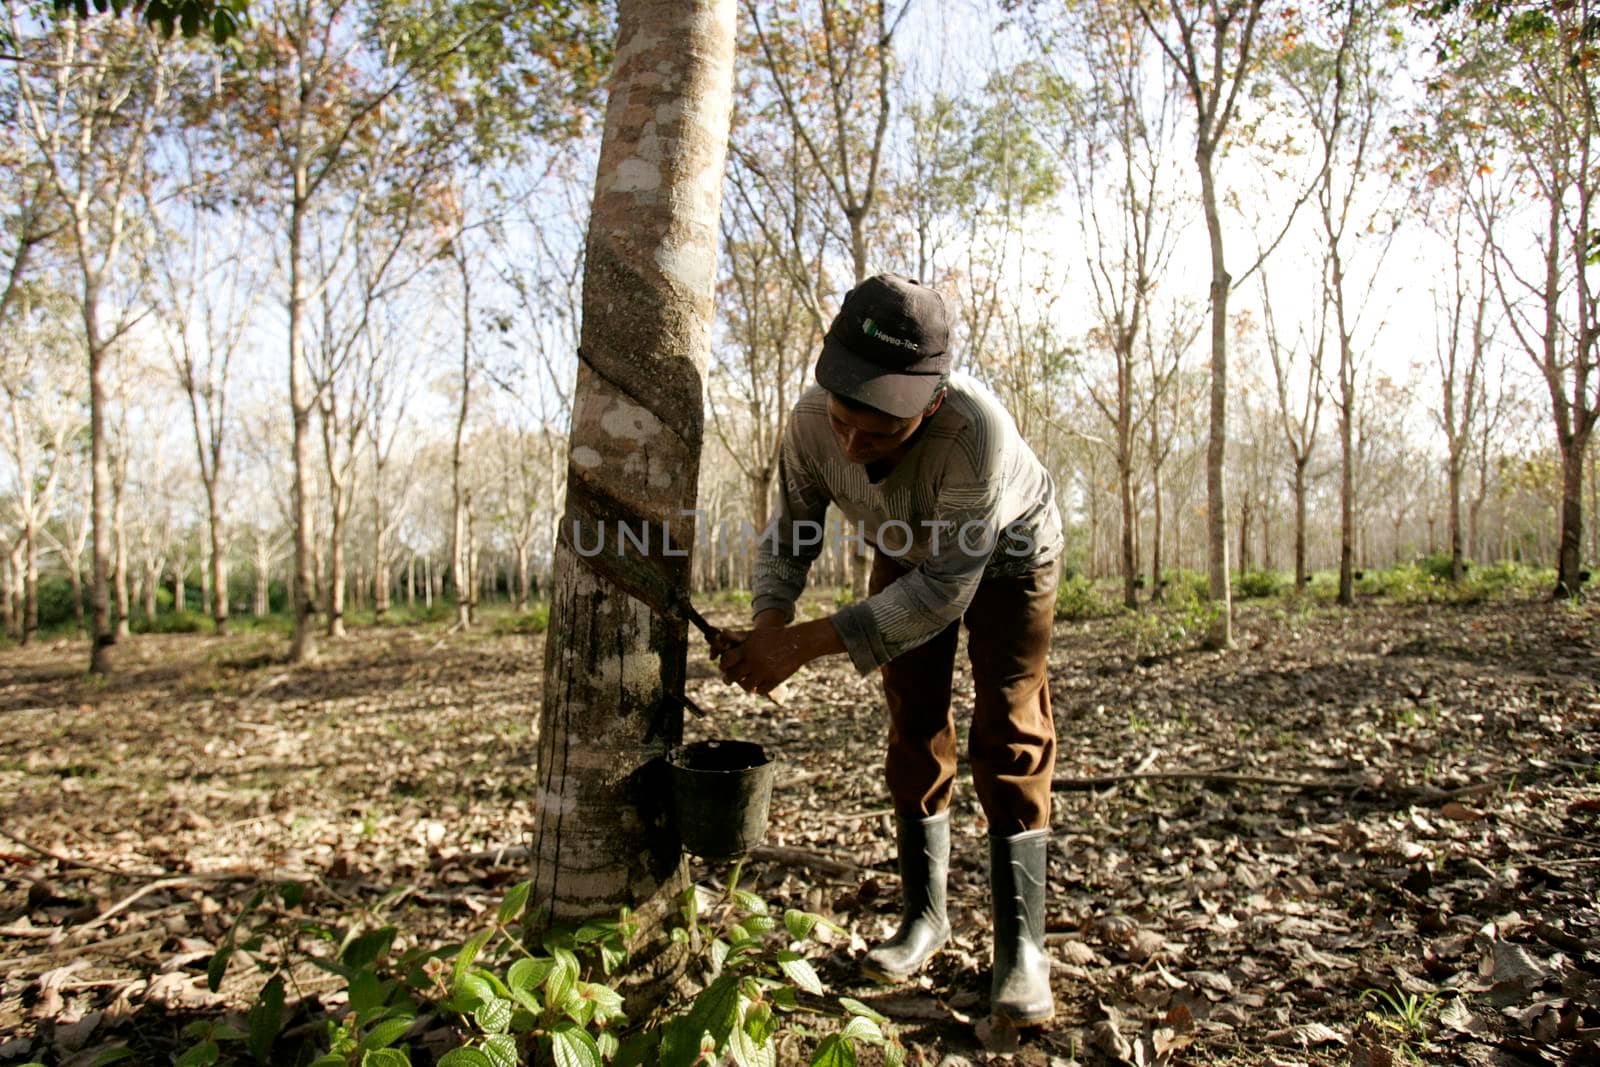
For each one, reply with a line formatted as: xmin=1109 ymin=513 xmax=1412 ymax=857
xmin=815 ymin=273 xmax=951 ymax=419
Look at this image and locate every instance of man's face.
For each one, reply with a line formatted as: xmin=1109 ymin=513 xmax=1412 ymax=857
xmin=826 ymin=395 xmax=924 ymax=465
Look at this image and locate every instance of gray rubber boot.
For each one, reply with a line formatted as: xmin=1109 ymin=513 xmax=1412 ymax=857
xmin=989 ymin=829 xmax=1055 ymax=1025
xmin=861 ymin=811 xmax=951 ymax=982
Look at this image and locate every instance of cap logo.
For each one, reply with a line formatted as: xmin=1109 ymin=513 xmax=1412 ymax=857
xmin=861 ymin=317 xmax=919 ymax=352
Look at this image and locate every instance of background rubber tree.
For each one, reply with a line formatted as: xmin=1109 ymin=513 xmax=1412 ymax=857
xmin=216 ymin=0 xmax=606 ymax=662
xmin=6 ymin=5 xmax=185 ymax=673
xmin=530 ymin=0 xmax=736 ymax=927
xmin=742 ymin=0 xmax=913 ymax=600
xmin=1134 ymin=0 xmax=1268 ymax=646
xmin=1410 ymin=0 xmax=1599 ymax=599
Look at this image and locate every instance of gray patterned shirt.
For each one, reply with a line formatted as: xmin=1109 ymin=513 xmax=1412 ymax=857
xmin=751 ymin=372 xmax=1063 ymax=674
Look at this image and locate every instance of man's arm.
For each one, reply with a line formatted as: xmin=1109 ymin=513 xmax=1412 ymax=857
xmin=749 ymin=428 xmax=830 ymax=624
xmin=717 ymin=614 xmax=846 ymax=694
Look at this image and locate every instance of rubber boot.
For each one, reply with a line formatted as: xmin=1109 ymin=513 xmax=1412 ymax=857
xmin=989 ymin=829 xmax=1054 ymax=1025
xmin=861 ymin=811 xmax=951 ymax=982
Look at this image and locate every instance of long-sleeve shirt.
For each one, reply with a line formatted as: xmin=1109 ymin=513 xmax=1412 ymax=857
xmin=751 ymin=372 xmax=1063 ymax=674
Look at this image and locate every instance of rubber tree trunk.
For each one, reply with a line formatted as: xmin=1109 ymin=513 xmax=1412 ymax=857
xmin=112 ymin=464 xmax=130 ymax=639
xmin=23 ymin=515 xmax=37 ymax=644
xmin=1557 ymin=431 xmax=1590 ymax=597
xmin=212 ymin=539 xmax=229 ymax=629
xmin=1197 ymin=145 xmax=1233 ymax=647
xmin=288 ymin=184 xmax=319 ymax=663
xmin=531 ymin=0 xmax=735 ymax=928
xmin=1293 ymin=458 xmax=1309 ymax=592
xmin=88 ymin=331 xmax=113 ymax=671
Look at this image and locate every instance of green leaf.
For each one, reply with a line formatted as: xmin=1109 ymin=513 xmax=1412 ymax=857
xmin=837 ymin=998 xmax=888 ymax=1025
xmin=474 ymin=997 xmax=513 ymax=1035
xmin=783 ymin=911 xmax=818 ymax=941
xmin=732 ymin=890 xmax=768 ymax=915
xmin=544 ymin=949 xmax=578 ymax=1008
xmin=435 ymin=1051 xmax=493 ymax=1067
xmin=506 ymin=957 xmax=554 ymax=992
xmin=599 ymin=940 xmax=627 ymax=974
xmin=87 ymin=1050 xmax=138 ymax=1067
xmin=481 ymin=1034 xmax=517 ymax=1067
xmin=740 ymin=914 xmax=776 ymax=938
xmin=596 ymin=1030 xmax=619 ymax=1061
xmin=276 ymin=881 xmax=306 ymax=909
xmin=684 ymin=974 xmax=741 ymax=1049
xmin=206 ymin=945 xmax=236 ymax=993
xmin=809 ymin=1034 xmax=858 ymax=1067
xmin=839 ymin=1016 xmax=881 ymax=1043
xmin=309 ymin=1056 xmax=349 ymax=1067
xmin=549 ymin=1021 xmax=604 ymax=1067
xmin=305 ymin=954 xmax=356 ymax=982
xmin=573 ymin=919 xmax=614 ymax=943
xmin=680 ymin=885 xmax=701 ymax=928
xmin=579 ymin=981 xmax=625 ymax=1022
xmin=744 ymin=1001 xmax=777 ymax=1045
xmin=175 ymin=1042 xmax=220 ymax=1067
xmin=343 ymin=927 xmax=398 ymax=970
xmin=360 ymin=1017 xmax=415 ymax=1052
xmin=560 ymin=984 xmax=595 ymax=1026
xmin=496 ymin=882 xmax=531 ymax=926
xmin=658 ymin=1016 xmax=712 ymax=1067
xmin=784 ymin=909 xmax=842 ymax=941
xmin=509 ymin=985 xmax=543 ymax=1016
xmin=883 ymin=1038 xmax=907 ymax=1067
xmin=456 ymin=971 xmax=496 ymax=1009
xmin=728 ymin=1022 xmax=776 ymax=1067
xmin=453 ymin=929 xmax=496 ymax=992
xmin=777 ymin=955 xmax=824 ymax=996
xmin=360 ymin=1050 xmax=411 ymax=1067
xmin=609 ymin=1031 xmax=657 ymax=1067
xmin=348 ymin=969 xmax=389 ymax=1018
xmin=246 ymin=975 xmax=285 ymax=1062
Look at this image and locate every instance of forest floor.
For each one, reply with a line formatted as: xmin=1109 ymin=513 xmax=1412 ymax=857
xmin=0 ymin=591 xmax=1597 ymax=1066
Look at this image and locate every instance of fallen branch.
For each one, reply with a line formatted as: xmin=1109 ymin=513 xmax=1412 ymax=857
xmin=1093 ymin=748 xmax=1163 ymax=798
xmin=431 ymin=844 xmax=532 ymax=870
xmin=68 ymin=877 xmax=208 ymax=939
xmin=0 ymin=826 xmax=165 ymax=879
xmin=1053 ymin=769 xmax=1498 ymax=804
xmin=245 ymin=671 xmax=293 ymax=700
xmin=1054 ymin=769 xmax=1361 ymax=793
xmin=821 ymin=807 xmax=893 ymax=825
xmin=746 ymin=845 xmax=873 ymax=880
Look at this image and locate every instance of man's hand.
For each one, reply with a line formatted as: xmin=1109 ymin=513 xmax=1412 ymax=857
xmin=706 ymin=607 xmax=785 ymax=659
xmin=715 ymin=616 xmax=844 ymax=696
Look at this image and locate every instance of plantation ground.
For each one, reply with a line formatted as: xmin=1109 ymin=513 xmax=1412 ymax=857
xmin=1 ymin=589 xmax=1597 ymax=1065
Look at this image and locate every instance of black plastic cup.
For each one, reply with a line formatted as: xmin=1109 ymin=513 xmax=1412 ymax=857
xmin=668 ymin=739 xmax=776 ymax=860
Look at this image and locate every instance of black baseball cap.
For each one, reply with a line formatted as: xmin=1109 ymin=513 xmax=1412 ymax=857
xmin=815 ymin=273 xmax=951 ymax=419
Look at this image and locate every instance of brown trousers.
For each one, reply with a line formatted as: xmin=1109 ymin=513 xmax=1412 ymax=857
xmin=871 ymin=551 xmax=1059 ymax=835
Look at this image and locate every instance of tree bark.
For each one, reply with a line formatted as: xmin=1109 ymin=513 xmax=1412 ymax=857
xmin=1557 ymin=432 xmax=1590 ymax=596
xmin=253 ymin=539 xmax=271 ymax=616
xmin=1198 ymin=147 xmax=1233 ymax=645
xmin=111 ymin=441 xmax=130 ymax=640
xmin=88 ymin=340 xmax=113 ymax=670
xmin=452 ymin=250 xmax=474 ymax=630
xmin=4 ymin=540 xmax=19 ymax=640
xmin=532 ymin=0 xmax=735 ymax=928
xmin=288 ymin=185 xmax=319 ymax=663
xmin=1293 ymin=458 xmax=1309 ymax=591
xmin=210 ymin=513 xmax=228 ymax=631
